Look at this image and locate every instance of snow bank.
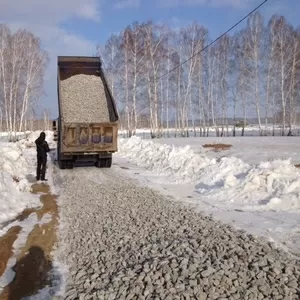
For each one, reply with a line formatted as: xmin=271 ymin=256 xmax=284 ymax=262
xmin=119 ymin=137 xmax=300 ymax=212
xmin=0 ymin=131 xmax=31 ymax=142
xmin=0 ymin=131 xmax=54 ymax=226
xmin=119 ymin=137 xmax=249 ymax=183
xmin=18 ymin=130 xmax=55 ymax=149
xmin=0 ymin=142 xmax=39 ymax=225
xmin=119 ymin=136 xmax=213 ymax=182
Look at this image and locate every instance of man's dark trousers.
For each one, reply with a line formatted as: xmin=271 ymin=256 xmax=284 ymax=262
xmin=37 ymin=156 xmax=47 ymax=181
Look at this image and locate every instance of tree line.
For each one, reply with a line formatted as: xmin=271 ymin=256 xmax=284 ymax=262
xmin=0 ymin=13 xmax=299 ymax=138
xmin=0 ymin=24 xmax=48 ymax=136
xmin=98 ymin=12 xmax=300 ymax=137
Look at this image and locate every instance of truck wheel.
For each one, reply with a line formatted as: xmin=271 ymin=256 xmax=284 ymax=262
xmin=57 ymin=141 xmax=66 ymax=169
xmin=105 ymin=157 xmax=112 ymax=168
xmin=95 ymin=158 xmax=110 ymax=168
xmin=59 ymin=159 xmax=66 ymax=169
xmin=95 ymin=159 xmax=104 ymax=168
xmin=66 ymin=161 xmax=73 ymax=169
xmin=95 ymin=155 xmax=112 ymax=168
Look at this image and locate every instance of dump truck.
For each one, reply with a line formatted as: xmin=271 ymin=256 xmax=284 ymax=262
xmin=53 ymin=56 xmax=119 ymax=169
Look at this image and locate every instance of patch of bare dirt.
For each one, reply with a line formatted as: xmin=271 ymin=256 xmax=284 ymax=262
xmin=0 ymin=183 xmax=58 ymax=300
xmin=203 ymin=143 xmax=232 ymax=152
xmin=0 ymin=227 xmax=21 ymax=276
xmin=295 ymin=164 xmax=300 ymax=169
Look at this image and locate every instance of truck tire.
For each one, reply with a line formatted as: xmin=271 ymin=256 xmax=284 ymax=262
xmin=105 ymin=157 xmax=112 ymax=168
xmin=57 ymin=139 xmax=66 ymax=169
xmin=66 ymin=161 xmax=74 ymax=169
xmin=95 ymin=156 xmax=112 ymax=168
xmin=59 ymin=159 xmax=66 ymax=169
xmin=95 ymin=159 xmax=105 ymax=168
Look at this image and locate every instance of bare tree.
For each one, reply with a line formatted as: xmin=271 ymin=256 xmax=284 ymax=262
xmin=97 ymin=34 xmax=121 ymax=100
xmin=218 ymin=35 xmax=231 ymax=136
xmin=97 ymin=14 xmax=300 ymax=138
xmin=164 ymin=30 xmax=174 ymax=136
xmin=194 ymin=26 xmax=208 ymax=136
xmin=234 ymin=29 xmax=251 ymax=136
xmin=144 ymin=22 xmax=167 ymax=138
xmin=177 ymin=24 xmax=202 ymax=137
xmin=264 ymin=17 xmax=278 ymax=133
xmin=270 ymin=16 xmax=295 ymax=135
xmin=204 ymin=44 xmax=219 ymax=135
xmin=286 ymin=29 xmax=300 ymax=133
xmin=18 ymin=31 xmax=48 ymax=132
xmin=243 ymin=12 xmax=264 ymax=134
xmin=0 ymin=25 xmax=10 ymax=132
xmin=0 ymin=25 xmax=48 ymax=136
xmin=42 ymin=108 xmax=51 ymax=131
xmin=126 ymin=23 xmax=147 ymax=135
xmin=120 ymin=27 xmax=132 ymax=136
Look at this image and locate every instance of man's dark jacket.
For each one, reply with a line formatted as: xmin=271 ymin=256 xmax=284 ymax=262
xmin=35 ymin=132 xmax=50 ymax=159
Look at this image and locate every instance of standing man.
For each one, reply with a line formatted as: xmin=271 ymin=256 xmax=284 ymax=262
xmin=35 ymin=132 xmax=50 ymax=181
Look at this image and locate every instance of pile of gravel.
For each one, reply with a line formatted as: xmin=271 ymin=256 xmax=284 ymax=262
xmin=60 ymin=74 xmax=110 ymax=123
xmin=56 ymin=168 xmax=300 ymax=300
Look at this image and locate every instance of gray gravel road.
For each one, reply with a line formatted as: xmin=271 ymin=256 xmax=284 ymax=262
xmin=53 ymin=165 xmax=300 ymax=300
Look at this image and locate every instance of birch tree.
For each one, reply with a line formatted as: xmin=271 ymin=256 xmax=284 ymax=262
xmin=120 ymin=27 xmax=132 ymax=135
xmin=243 ymin=12 xmax=264 ymax=134
xmin=0 ymin=25 xmax=10 ymax=132
xmin=204 ymin=45 xmax=219 ymax=135
xmin=234 ymin=29 xmax=251 ymax=136
xmin=163 ymin=29 xmax=175 ymax=136
xmin=270 ymin=16 xmax=295 ymax=135
xmin=194 ymin=26 xmax=208 ymax=136
xmin=178 ymin=24 xmax=203 ymax=136
xmin=264 ymin=17 xmax=278 ymax=133
xmin=218 ymin=35 xmax=231 ymax=136
xmin=18 ymin=31 xmax=48 ymax=132
xmin=126 ymin=23 xmax=146 ymax=135
xmin=286 ymin=29 xmax=300 ymax=133
xmin=144 ymin=22 xmax=167 ymax=138
xmin=97 ymin=34 xmax=121 ymax=100
xmin=0 ymin=25 xmax=47 ymax=137
xmin=97 ymin=14 xmax=300 ymax=137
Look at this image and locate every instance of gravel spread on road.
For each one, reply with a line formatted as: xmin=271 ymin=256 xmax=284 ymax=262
xmin=54 ymin=167 xmax=300 ymax=300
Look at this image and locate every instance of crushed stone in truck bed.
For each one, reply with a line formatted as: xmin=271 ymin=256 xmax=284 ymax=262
xmin=60 ymin=74 xmax=111 ymax=123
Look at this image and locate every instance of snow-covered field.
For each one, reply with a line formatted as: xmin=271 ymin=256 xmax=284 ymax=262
xmin=119 ymin=125 xmax=300 ymax=139
xmin=117 ymin=135 xmax=300 ymax=255
xmin=155 ymin=136 xmax=300 ymax=165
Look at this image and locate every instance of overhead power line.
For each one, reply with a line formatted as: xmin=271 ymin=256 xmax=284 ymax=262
xmin=157 ymin=0 xmax=268 ymax=81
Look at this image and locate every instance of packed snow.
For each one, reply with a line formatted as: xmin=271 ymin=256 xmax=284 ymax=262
xmin=0 ymin=131 xmax=55 ymax=231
